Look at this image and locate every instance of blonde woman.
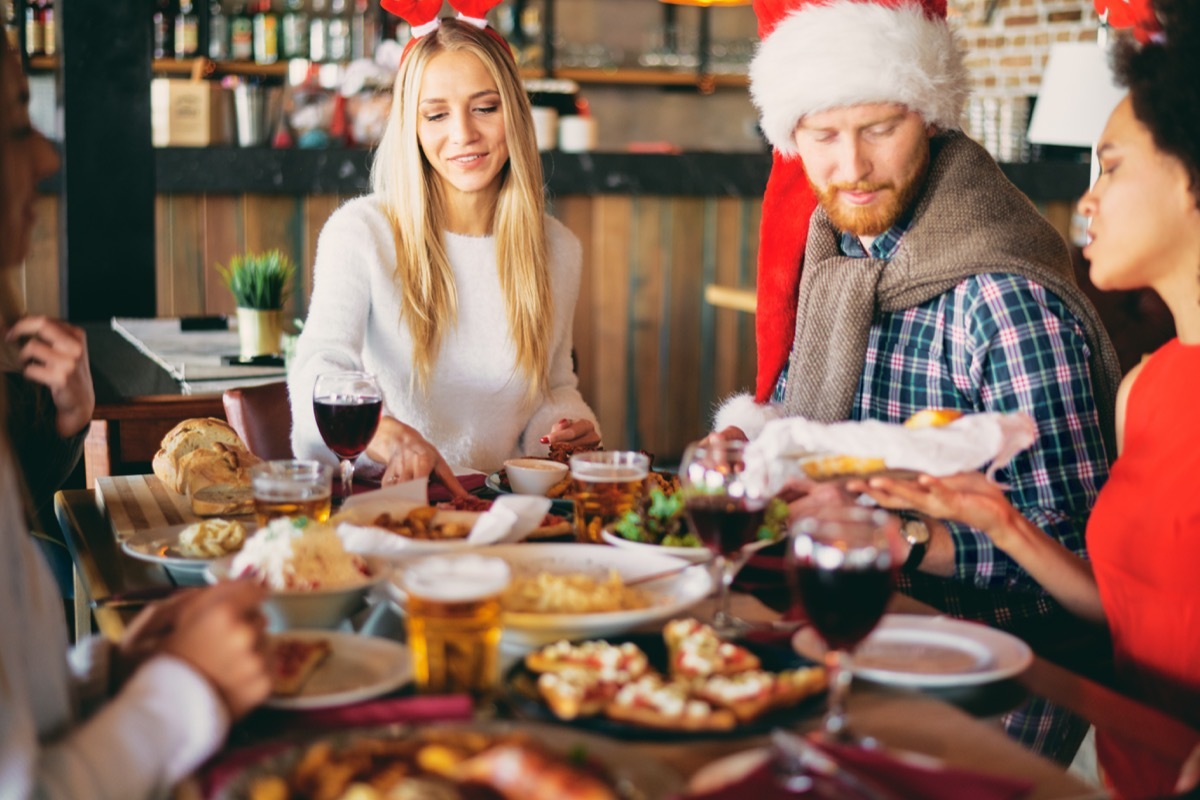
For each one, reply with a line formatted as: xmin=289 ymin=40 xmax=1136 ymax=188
xmin=290 ymin=19 xmax=599 ymax=490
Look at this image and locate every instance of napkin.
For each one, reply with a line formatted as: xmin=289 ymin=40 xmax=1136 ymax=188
xmin=200 ymin=694 xmax=474 ymax=799
xmin=683 ymin=742 xmax=1033 ymax=800
xmin=743 ymin=413 xmax=1037 ymax=496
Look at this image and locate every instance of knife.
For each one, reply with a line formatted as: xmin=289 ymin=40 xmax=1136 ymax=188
xmin=771 ymin=729 xmax=897 ymax=800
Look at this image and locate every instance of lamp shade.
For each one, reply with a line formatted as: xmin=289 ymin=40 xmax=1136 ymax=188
xmin=1027 ymin=42 xmax=1127 ymax=147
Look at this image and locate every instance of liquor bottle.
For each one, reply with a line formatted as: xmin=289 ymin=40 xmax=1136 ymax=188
xmin=350 ymin=0 xmax=374 ymax=61
xmin=5 ymin=0 xmax=18 ymax=52
xmin=175 ymin=0 xmax=200 ymax=58
xmin=281 ymin=0 xmax=308 ymax=59
xmin=327 ymin=0 xmax=349 ymax=62
xmin=519 ymin=2 xmax=542 ymax=70
xmin=37 ymin=0 xmax=54 ymax=56
xmin=151 ymin=0 xmax=174 ymax=60
xmin=253 ymin=0 xmax=279 ymax=64
xmin=309 ymin=0 xmax=328 ymax=62
xmin=208 ymin=1 xmax=229 ymax=60
xmin=230 ymin=1 xmax=253 ymax=60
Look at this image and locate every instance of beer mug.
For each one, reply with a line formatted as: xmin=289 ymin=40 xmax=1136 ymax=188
xmin=569 ymin=450 xmax=650 ymax=543
xmin=250 ymin=459 xmax=334 ymax=527
xmin=400 ymin=554 xmax=511 ymax=695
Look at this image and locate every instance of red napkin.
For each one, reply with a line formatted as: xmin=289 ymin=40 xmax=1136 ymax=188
xmin=350 ymin=473 xmax=489 ymax=502
xmin=199 ymin=694 xmax=474 ymax=799
xmin=683 ymin=741 xmax=1033 ymax=800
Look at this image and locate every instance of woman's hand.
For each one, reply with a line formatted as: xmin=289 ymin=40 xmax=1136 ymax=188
xmin=539 ymin=418 xmax=601 ymax=450
xmin=848 ymin=471 xmax=1020 ymax=549
xmin=5 ymin=316 xmax=95 ymax=437
xmin=368 ymin=416 xmax=467 ymax=497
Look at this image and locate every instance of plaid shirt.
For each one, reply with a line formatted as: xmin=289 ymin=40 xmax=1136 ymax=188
xmin=775 ymin=220 xmax=1108 ymax=758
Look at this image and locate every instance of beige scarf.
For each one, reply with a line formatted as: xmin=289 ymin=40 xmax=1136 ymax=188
xmin=782 ymin=131 xmax=1121 ymax=459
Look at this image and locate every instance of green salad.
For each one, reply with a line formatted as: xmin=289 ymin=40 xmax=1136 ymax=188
xmin=612 ymin=489 xmax=790 ymax=548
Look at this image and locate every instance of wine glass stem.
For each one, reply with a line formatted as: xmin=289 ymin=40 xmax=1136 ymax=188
xmin=339 ymin=458 xmax=354 ymax=504
xmin=824 ymin=648 xmax=854 ymax=741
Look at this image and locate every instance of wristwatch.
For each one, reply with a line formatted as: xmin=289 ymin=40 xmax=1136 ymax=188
xmin=900 ymin=514 xmax=931 ymax=572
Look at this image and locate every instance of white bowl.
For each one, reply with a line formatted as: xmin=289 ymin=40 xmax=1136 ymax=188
xmin=386 ymin=543 xmax=713 ymax=652
xmin=600 ymin=528 xmax=713 ymax=564
xmin=503 ymin=457 xmax=569 ymax=496
xmin=206 ymin=555 xmax=388 ymax=631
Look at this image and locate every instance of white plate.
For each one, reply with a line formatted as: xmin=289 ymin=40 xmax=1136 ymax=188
xmin=797 ymin=614 xmax=1033 ymax=688
xmin=265 ymin=630 xmax=411 ymax=710
xmin=600 ymin=528 xmax=712 ymax=563
xmin=387 ymin=543 xmax=713 ymax=651
xmin=121 ymin=521 xmax=254 ymax=585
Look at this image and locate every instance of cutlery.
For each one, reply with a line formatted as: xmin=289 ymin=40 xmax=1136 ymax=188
xmin=771 ymin=729 xmax=896 ymax=800
xmin=90 ymin=585 xmax=182 ymax=609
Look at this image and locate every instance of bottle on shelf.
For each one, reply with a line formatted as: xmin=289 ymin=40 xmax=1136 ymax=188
xmin=175 ymin=0 xmax=200 ymax=58
xmin=152 ymin=0 xmax=174 ymax=60
xmin=36 ymin=0 xmax=54 ymax=56
xmin=209 ymin=0 xmax=229 ymax=60
xmin=327 ymin=0 xmax=349 ymax=62
xmin=309 ymin=0 xmax=328 ymax=63
xmin=230 ymin=0 xmax=254 ymax=60
xmin=519 ymin=2 xmax=543 ymax=70
xmin=253 ymin=0 xmax=279 ymax=64
xmin=281 ymin=0 xmax=308 ymax=60
xmin=349 ymin=0 xmax=369 ymax=61
xmin=4 ymin=0 xmax=18 ymax=53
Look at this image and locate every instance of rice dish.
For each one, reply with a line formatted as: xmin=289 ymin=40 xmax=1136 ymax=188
xmin=230 ymin=517 xmax=370 ymax=590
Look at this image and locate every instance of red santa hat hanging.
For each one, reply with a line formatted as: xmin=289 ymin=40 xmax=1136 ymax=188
xmin=380 ymin=0 xmax=511 ymax=60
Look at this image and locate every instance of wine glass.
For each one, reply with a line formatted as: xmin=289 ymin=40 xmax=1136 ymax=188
xmin=679 ymin=438 xmax=769 ymax=637
xmin=787 ymin=505 xmax=894 ymax=742
xmin=313 ymin=370 xmax=383 ymax=504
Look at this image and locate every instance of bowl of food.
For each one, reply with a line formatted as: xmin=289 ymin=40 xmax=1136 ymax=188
xmin=206 ymin=517 xmax=387 ymax=630
xmin=502 ymin=457 xmax=570 ymax=496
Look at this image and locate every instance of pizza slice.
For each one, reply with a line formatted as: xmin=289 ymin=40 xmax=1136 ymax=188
xmin=537 ymin=667 xmax=629 ymax=720
xmin=525 ymin=639 xmax=650 ymax=680
xmin=605 ymin=675 xmax=736 ymax=732
xmin=691 ymin=666 xmax=827 ymax=723
xmin=269 ymin=636 xmax=332 ymax=696
xmin=663 ymin=618 xmax=760 ymax=680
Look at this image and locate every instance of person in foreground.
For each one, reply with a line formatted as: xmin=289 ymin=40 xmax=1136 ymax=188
xmin=0 ymin=37 xmax=271 ymax=799
xmin=289 ymin=7 xmax=598 ymax=491
xmin=714 ymin=0 xmax=1122 ymax=760
xmin=860 ymin=1 xmax=1200 ymax=795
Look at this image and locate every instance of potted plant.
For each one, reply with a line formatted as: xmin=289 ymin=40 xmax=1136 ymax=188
xmin=217 ymin=249 xmax=296 ymax=360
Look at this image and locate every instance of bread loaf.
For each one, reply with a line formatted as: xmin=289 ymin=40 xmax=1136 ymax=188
xmin=153 ymin=417 xmax=246 ymax=492
xmin=176 ymin=441 xmax=261 ymax=495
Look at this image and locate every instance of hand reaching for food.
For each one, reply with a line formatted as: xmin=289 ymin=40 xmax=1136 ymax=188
xmin=369 ymin=416 xmax=467 ymax=498
xmin=853 ymin=471 xmax=1019 ymax=547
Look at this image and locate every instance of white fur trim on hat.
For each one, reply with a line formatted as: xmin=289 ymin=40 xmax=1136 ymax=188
xmin=713 ymin=393 xmax=784 ymax=440
xmin=750 ymin=0 xmax=969 ymax=154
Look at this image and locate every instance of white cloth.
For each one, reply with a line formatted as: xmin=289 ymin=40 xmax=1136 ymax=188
xmin=290 ymin=195 xmax=598 ymax=475
xmin=0 ymin=434 xmax=230 ymax=799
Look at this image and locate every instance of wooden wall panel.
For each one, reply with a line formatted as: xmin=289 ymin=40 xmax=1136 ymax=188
xmin=203 ymin=196 xmax=241 ymax=316
xmin=629 ymin=197 xmax=666 ymax=456
xmin=241 ymin=196 xmax=304 ymax=321
xmin=588 ymin=196 xmax=633 ymax=450
xmin=664 ymin=197 xmax=706 ymax=456
xmin=712 ymin=197 xmax=748 ymax=402
xmin=554 ymin=196 xmax=596 ymax=405
xmin=302 ymin=195 xmax=344 ymax=317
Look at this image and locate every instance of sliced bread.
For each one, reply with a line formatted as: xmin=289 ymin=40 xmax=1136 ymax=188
xmin=153 ymin=417 xmax=246 ymax=492
xmin=177 ymin=442 xmax=261 ymax=496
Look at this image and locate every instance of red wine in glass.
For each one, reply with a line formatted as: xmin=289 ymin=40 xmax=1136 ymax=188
xmin=791 ymin=562 xmax=891 ymax=651
xmin=314 ymin=396 xmax=382 ymax=459
xmin=685 ymin=496 xmax=766 ymax=557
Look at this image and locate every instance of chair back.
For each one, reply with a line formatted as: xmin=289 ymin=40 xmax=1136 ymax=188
xmin=222 ymin=381 xmax=293 ymax=460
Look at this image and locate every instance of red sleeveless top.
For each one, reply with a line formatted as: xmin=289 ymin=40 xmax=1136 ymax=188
xmin=1088 ymin=338 xmax=1200 ymax=797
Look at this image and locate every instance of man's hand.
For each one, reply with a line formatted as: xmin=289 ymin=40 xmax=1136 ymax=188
xmin=161 ymin=580 xmax=271 ymax=720
xmin=112 ymin=589 xmax=199 ymax=690
xmin=5 ymin=316 xmax=95 ymax=438
xmin=539 ymin=418 xmax=601 ymax=449
xmin=710 ymin=426 xmax=749 ymax=443
xmin=367 ymin=415 xmax=467 ymax=497
xmin=1178 ymin=742 xmax=1200 ymax=795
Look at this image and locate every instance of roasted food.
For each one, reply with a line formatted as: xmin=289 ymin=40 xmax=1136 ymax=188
xmin=370 ymin=508 xmax=472 ymax=541
xmin=268 ymin=636 xmax=332 ymax=696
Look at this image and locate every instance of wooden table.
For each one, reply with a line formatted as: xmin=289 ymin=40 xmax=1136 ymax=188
xmin=54 ymin=486 xmax=1200 ymax=797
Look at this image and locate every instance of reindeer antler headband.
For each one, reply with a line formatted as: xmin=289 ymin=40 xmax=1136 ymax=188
xmin=380 ymin=0 xmax=512 ymax=60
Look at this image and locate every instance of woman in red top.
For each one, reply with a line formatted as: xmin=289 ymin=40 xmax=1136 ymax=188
xmin=857 ymin=1 xmax=1200 ymax=796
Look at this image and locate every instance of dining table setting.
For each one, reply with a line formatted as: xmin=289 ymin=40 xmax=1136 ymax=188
xmin=52 ymin=394 xmax=1200 ymax=800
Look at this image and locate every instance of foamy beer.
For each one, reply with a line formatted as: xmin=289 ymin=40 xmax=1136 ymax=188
xmin=569 ymin=451 xmax=650 ymax=543
xmin=250 ymin=460 xmax=334 ymax=527
xmin=401 ymin=554 xmax=511 ymax=695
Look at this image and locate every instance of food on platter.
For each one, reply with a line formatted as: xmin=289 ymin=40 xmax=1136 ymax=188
xmin=370 ymin=507 xmax=473 ymax=541
xmin=231 ymin=517 xmax=371 ymax=591
xmin=644 ymin=470 xmax=681 ymax=496
xmin=609 ymin=487 xmax=697 ymax=548
xmin=904 ymin=408 xmax=965 ymax=429
xmin=502 ymin=570 xmax=652 ymax=615
xmin=151 ymin=417 xmax=259 ymax=516
xmin=176 ymin=517 xmax=247 ymax=558
xmin=244 ymin=729 xmax=619 ymax=800
xmin=663 ymin=618 xmax=761 ymax=679
xmin=522 ymin=619 xmax=825 ymax=732
xmin=798 ymin=453 xmax=889 ymax=480
xmin=547 ymin=440 xmax=604 ymax=464
xmin=436 ymin=496 xmax=573 ymax=538
xmin=268 ymin=636 xmax=332 ymax=696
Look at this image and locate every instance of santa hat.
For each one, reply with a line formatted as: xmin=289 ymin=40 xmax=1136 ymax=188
xmin=746 ymin=0 xmax=967 ymax=405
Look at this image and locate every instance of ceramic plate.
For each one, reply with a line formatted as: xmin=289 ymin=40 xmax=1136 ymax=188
xmin=214 ymin=720 xmax=683 ymax=800
xmin=485 ymin=470 xmax=576 ymax=516
xmin=796 ymin=613 xmax=1033 ymax=688
xmin=121 ymin=521 xmax=254 ymax=585
xmin=264 ymin=630 xmax=411 ymax=710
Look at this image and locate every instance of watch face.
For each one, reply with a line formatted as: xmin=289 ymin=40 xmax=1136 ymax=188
xmin=904 ymin=519 xmax=930 ymax=546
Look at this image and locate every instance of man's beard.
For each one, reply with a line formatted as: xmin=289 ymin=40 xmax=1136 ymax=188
xmin=812 ymin=146 xmax=929 ymax=237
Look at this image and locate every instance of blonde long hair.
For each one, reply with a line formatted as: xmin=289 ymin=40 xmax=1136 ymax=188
xmin=371 ymin=20 xmax=550 ymax=399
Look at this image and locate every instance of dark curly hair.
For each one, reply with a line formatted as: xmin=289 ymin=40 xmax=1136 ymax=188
xmin=1113 ymin=0 xmax=1200 ymax=208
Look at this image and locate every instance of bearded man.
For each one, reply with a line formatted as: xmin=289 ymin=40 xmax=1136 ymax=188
xmin=716 ymin=0 xmax=1123 ymax=763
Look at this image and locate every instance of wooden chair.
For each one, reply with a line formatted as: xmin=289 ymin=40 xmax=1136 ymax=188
xmin=222 ymin=381 xmax=294 ymax=460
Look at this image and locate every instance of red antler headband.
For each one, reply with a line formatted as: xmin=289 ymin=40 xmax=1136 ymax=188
xmin=380 ymin=0 xmax=513 ymax=59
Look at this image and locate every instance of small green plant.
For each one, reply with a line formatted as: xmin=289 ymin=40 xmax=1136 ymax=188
xmin=217 ymin=250 xmax=296 ymax=310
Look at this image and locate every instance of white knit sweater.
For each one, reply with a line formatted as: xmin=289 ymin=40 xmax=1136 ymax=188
xmin=290 ymin=195 xmax=598 ymax=475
